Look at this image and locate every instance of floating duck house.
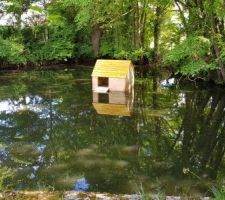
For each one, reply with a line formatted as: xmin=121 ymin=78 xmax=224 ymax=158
xmin=92 ymin=60 xmax=134 ymax=93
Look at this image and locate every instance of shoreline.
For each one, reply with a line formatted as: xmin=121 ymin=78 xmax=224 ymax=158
xmin=0 ymin=63 xmax=224 ymax=87
xmin=0 ymin=191 xmax=211 ymax=200
xmin=0 ymin=63 xmax=93 ymax=72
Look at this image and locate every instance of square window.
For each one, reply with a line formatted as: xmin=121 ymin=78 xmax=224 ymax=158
xmin=98 ymin=77 xmax=108 ymax=87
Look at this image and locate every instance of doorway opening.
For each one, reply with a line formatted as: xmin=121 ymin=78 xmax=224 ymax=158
xmin=98 ymin=93 xmax=109 ymax=103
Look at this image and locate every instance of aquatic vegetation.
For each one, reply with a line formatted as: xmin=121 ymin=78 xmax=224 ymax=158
xmin=212 ymin=188 xmax=225 ymax=200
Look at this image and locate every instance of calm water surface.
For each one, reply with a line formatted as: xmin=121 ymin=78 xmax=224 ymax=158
xmin=0 ymin=68 xmax=224 ymax=196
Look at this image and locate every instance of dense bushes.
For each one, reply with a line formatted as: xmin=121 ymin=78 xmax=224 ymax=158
xmin=0 ymin=36 xmax=25 ymax=65
xmin=0 ymin=24 xmax=153 ymax=66
xmin=28 ymin=39 xmax=74 ymax=63
xmin=27 ymin=27 xmax=75 ymax=63
xmin=0 ymin=25 xmax=75 ymax=65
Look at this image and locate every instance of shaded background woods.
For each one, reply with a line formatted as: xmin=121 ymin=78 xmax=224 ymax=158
xmin=0 ymin=0 xmax=225 ymax=84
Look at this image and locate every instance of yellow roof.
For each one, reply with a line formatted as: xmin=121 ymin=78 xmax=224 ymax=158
xmin=93 ymin=103 xmax=131 ymax=116
xmin=92 ymin=59 xmax=133 ymax=78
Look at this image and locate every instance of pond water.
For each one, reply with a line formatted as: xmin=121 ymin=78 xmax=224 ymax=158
xmin=0 ymin=68 xmax=224 ymax=197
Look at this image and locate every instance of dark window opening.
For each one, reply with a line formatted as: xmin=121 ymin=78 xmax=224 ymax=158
xmin=98 ymin=77 xmax=108 ymax=87
xmin=98 ymin=93 xmax=109 ymax=103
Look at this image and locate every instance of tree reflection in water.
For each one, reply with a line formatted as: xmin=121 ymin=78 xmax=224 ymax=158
xmin=0 ymin=69 xmax=224 ymax=196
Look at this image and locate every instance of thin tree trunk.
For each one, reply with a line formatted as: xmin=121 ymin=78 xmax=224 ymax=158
xmin=91 ymin=24 xmax=102 ymax=57
xmin=209 ymin=14 xmax=225 ymax=81
xmin=133 ymin=4 xmax=138 ymax=49
xmin=44 ymin=25 xmax=48 ymax=42
xmin=15 ymin=14 xmax=22 ymax=30
xmin=136 ymin=1 xmax=140 ymax=48
xmin=132 ymin=12 xmax=136 ymax=48
xmin=153 ymin=5 xmax=162 ymax=64
xmin=174 ymin=0 xmax=188 ymax=34
xmin=43 ymin=0 xmax=48 ymax=42
xmin=140 ymin=0 xmax=148 ymax=48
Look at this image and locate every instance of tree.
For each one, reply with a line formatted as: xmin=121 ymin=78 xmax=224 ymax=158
xmin=172 ymin=0 xmax=225 ymax=82
xmin=2 ymin=0 xmax=38 ymax=29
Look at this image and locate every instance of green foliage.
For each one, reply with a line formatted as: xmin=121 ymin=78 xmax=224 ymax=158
xmin=212 ymin=187 xmax=225 ymax=200
xmin=132 ymin=49 xmax=152 ymax=62
xmin=0 ymin=37 xmax=26 ymax=64
xmin=28 ymin=38 xmax=74 ymax=62
xmin=216 ymin=34 xmax=225 ymax=63
xmin=114 ymin=49 xmax=152 ymax=62
xmin=166 ymin=36 xmax=211 ymax=63
xmin=74 ymin=43 xmax=93 ymax=59
xmin=30 ymin=5 xmax=42 ymax=13
xmin=0 ymin=165 xmax=15 ymax=190
xmin=114 ymin=50 xmax=130 ymax=60
xmin=165 ymin=36 xmax=218 ymax=76
xmin=26 ymin=26 xmax=75 ymax=62
xmin=177 ymin=60 xmax=217 ymax=76
xmin=99 ymin=40 xmax=114 ymax=57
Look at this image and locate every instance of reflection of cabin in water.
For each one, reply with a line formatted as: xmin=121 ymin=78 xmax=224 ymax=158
xmin=92 ymin=60 xmax=134 ymax=93
xmin=92 ymin=92 xmax=134 ymax=116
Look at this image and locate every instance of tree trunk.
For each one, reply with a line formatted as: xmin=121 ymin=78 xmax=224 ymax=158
xmin=15 ymin=14 xmax=22 ymax=30
xmin=133 ymin=4 xmax=138 ymax=49
xmin=140 ymin=0 xmax=148 ymax=48
xmin=132 ymin=13 xmax=136 ymax=49
xmin=153 ymin=5 xmax=162 ymax=64
xmin=140 ymin=13 xmax=147 ymax=49
xmin=92 ymin=24 xmax=102 ymax=57
xmin=44 ymin=24 xmax=48 ymax=42
xmin=135 ymin=1 xmax=140 ymax=48
xmin=209 ymin=13 xmax=225 ymax=82
xmin=174 ymin=0 xmax=188 ymax=34
xmin=43 ymin=0 xmax=48 ymax=43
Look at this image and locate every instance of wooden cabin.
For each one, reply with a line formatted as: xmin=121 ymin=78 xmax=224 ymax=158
xmin=92 ymin=91 xmax=134 ymax=116
xmin=92 ymin=60 xmax=134 ymax=93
